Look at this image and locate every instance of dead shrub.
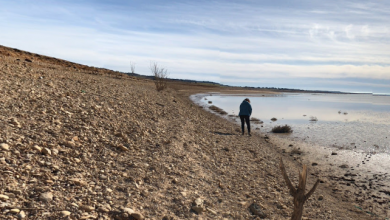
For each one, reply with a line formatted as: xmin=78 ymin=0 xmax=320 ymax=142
xmin=150 ymin=62 xmax=168 ymax=91
xmin=271 ymin=125 xmax=293 ymax=133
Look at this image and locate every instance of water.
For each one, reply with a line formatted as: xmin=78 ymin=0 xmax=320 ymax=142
xmin=192 ymin=92 xmax=390 ymax=210
xmin=193 ymin=93 xmax=390 ymax=154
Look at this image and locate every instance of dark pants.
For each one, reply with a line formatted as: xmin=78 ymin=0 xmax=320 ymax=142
xmin=239 ymin=115 xmax=250 ymax=134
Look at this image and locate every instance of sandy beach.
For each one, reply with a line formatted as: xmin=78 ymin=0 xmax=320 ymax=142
xmin=0 ymin=45 xmax=380 ymax=219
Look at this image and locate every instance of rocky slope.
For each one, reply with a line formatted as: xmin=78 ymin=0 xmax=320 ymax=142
xmin=0 ymin=46 xmax=370 ymax=219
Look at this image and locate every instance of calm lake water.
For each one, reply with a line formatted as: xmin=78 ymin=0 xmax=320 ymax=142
xmin=193 ymin=93 xmax=390 ymax=154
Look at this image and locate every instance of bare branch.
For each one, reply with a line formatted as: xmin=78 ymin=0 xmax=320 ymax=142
xmin=298 ymin=164 xmax=307 ymax=192
xmin=279 ymin=158 xmax=297 ymax=196
xmin=130 ymin=62 xmax=135 ymax=74
xmin=150 ymin=62 xmax=169 ymax=91
xmin=305 ymin=179 xmax=320 ymax=200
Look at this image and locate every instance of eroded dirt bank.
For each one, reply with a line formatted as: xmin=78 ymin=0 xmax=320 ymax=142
xmin=0 ymin=46 xmax=372 ymax=219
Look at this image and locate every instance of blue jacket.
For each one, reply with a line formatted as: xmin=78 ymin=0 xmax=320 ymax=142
xmin=239 ymin=100 xmax=252 ymax=116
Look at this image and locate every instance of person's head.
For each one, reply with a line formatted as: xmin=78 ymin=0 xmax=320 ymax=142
xmin=244 ymin=98 xmax=250 ymax=103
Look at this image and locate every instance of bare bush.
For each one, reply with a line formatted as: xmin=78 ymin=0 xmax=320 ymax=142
xmin=130 ymin=62 xmax=135 ymax=74
xmin=150 ymin=62 xmax=168 ymax=91
xmin=309 ymin=116 xmax=318 ymax=122
xmin=272 ymin=125 xmax=293 ymax=133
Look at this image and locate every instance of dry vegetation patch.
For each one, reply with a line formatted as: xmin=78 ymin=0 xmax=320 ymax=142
xmin=272 ymin=125 xmax=293 ymax=133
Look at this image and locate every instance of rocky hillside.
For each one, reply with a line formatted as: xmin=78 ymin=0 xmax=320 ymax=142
xmin=0 ymin=46 xmax=367 ymax=219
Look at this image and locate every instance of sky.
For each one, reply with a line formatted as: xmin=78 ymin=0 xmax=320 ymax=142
xmin=1 ymin=0 xmax=390 ymax=94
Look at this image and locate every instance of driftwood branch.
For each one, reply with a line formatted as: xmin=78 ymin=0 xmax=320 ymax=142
xmin=279 ymin=158 xmax=296 ymax=196
xmin=279 ymin=158 xmax=320 ymax=220
xmin=305 ymin=179 xmax=320 ymax=200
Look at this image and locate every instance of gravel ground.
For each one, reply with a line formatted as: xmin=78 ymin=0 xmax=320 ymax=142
xmin=0 ymin=45 xmax=374 ymax=219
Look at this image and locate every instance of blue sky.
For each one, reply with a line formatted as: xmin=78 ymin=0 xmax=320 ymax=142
xmin=1 ymin=0 xmax=390 ymax=93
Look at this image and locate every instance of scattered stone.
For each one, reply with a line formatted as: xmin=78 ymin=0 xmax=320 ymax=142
xmin=312 ymin=162 xmax=318 ymax=166
xmin=118 ymin=144 xmax=129 ymax=151
xmin=33 ymin=145 xmax=42 ymax=153
xmin=131 ymin=212 xmax=144 ymax=220
xmin=192 ymin=198 xmax=205 ymax=214
xmin=123 ymin=207 xmax=134 ymax=214
xmin=42 ymin=148 xmax=52 ymax=156
xmin=0 ymin=143 xmax=10 ymax=151
xmin=79 ymin=205 xmax=95 ymax=212
xmin=98 ymin=204 xmax=111 ymax=213
xmin=206 ymin=207 xmax=217 ymax=215
xmin=249 ymin=202 xmax=267 ymax=218
xmin=16 ymin=210 xmax=26 ymax=219
xmin=59 ymin=211 xmax=71 ymax=217
xmin=318 ymin=195 xmax=324 ymax=201
xmin=10 ymin=208 xmax=20 ymax=214
xmin=0 ymin=195 xmax=9 ymax=201
xmin=69 ymin=178 xmax=88 ymax=186
xmin=331 ymin=152 xmax=338 ymax=155
xmin=9 ymin=117 xmax=21 ymax=128
xmin=51 ymin=148 xmax=59 ymax=155
xmin=39 ymin=192 xmax=53 ymax=202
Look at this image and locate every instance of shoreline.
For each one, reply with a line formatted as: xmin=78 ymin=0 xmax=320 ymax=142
xmin=189 ymin=91 xmax=390 ymax=219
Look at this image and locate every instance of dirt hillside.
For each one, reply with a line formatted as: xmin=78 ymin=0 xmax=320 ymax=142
xmin=0 ymin=45 xmax=371 ymax=219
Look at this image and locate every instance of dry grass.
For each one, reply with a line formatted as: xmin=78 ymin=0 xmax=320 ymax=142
xmin=271 ymin=125 xmax=293 ymax=133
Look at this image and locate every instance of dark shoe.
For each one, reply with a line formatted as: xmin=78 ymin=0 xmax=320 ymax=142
xmin=248 ymin=133 xmax=252 ymax=136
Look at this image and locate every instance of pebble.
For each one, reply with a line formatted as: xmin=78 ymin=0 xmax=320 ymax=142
xmin=0 ymin=143 xmax=10 ymax=151
xmin=59 ymin=211 xmax=71 ymax=217
xmin=192 ymin=198 xmax=205 ymax=214
xmin=33 ymin=145 xmax=42 ymax=153
xmin=131 ymin=212 xmax=144 ymax=220
xmin=79 ymin=205 xmax=95 ymax=212
xmin=249 ymin=202 xmax=267 ymax=218
xmin=42 ymin=148 xmax=51 ymax=156
xmin=10 ymin=209 xmax=20 ymax=214
xmin=0 ymin=195 xmax=9 ymax=201
xmin=123 ymin=207 xmax=134 ymax=214
xmin=51 ymin=148 xmax=59 ymax=155
xmin=16 ymin=210 xmax=26 ymax=219
xmin=39 ymin=192 xmax=53 ymax=202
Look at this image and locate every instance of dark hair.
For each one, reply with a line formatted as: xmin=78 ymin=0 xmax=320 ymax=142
xmin=244 ymin=98 xmax=250 ymax=103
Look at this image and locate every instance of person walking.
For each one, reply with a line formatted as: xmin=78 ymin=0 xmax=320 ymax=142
xmin=239 ymin=98 xmax=252 ymax=136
